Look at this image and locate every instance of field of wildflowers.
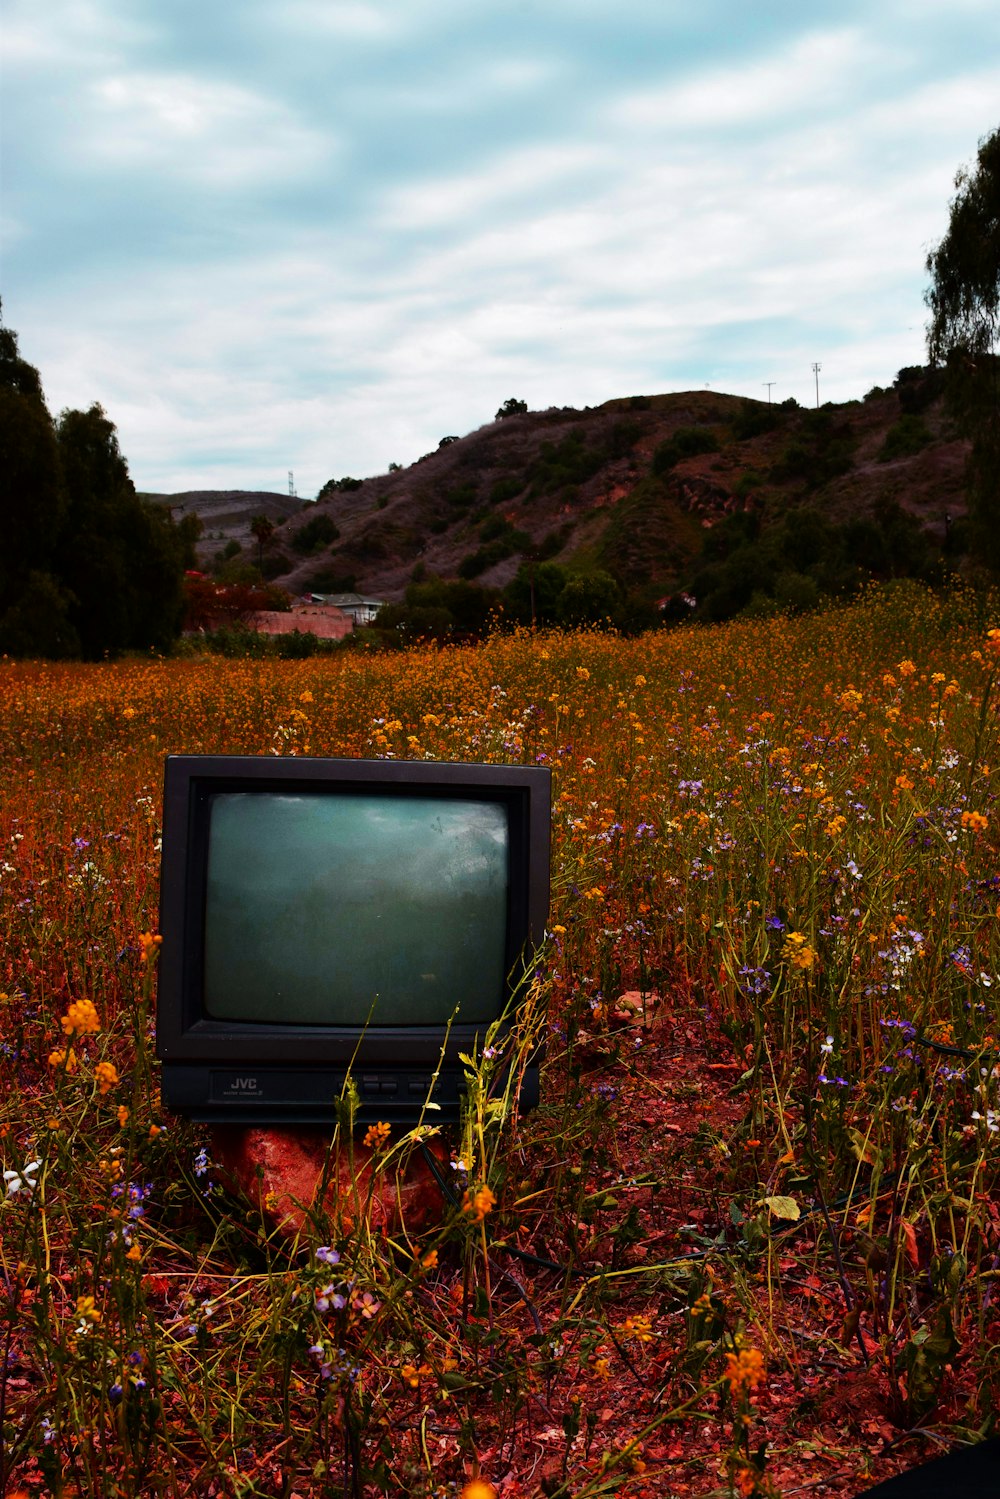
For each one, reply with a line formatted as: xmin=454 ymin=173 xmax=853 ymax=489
xmin=1 ymin=581 xmax=998 ymax=1498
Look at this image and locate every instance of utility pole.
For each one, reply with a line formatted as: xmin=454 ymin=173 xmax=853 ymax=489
xmin=763 ymin=382 xmax=776 ymax=404
xmin=288 ymin=470 xmax=296 ymax=498
xmin=812 ymin=363 xmax=822 ymax=409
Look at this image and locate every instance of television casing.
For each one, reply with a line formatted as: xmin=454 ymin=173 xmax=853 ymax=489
xmin=156 ymin=754 xmax=550 ymax=1123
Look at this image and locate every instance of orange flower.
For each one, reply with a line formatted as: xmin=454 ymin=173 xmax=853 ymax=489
xmin=724 ymin=1346 xmax=765 ymax=1396
xmin=48 ymin=1046 xmax=79 ymax=1074
xmin=61 ymin=999 xmax=100 ymax=1036
xmin=460 ymin=1482 xmax=497 ymax=1499
xmin=622 ymin=1314 xmax=654 ymax=1343
xmin=462 ymin=1184 xmax=496 ymax=1222
xmin=95 ymin=1061 xmax=119 ymax=1096
xmin=139 ymin=931 xmax=163 ymax=963
xmin=363 ymin=1121 xmax=391 ymax=1151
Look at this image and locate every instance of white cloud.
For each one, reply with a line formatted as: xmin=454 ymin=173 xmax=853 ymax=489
xmin=83 ymin=72 xmax=334 ymax=185
xmin=612 ymin=28 xmax=877 ymax=132
xmin=379 ymin=140 xmax=609 ymax=229
xmin=276 ymin=0 xmax=398 ymax=39
xmin=5 ymin=1 xmax=999 ymax=493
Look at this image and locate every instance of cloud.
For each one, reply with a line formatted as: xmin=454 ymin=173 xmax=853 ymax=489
xmin=83 ymin=72 xmax=334 ymax=187
xmin=612 ymin=27 xmax=877 ymax=133
xmin=5 ymin=1 xmax=999 ymax=494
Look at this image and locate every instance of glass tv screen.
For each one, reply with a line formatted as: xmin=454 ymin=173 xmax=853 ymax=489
xmin=202 ymin=791 xmax=509 ymax=1026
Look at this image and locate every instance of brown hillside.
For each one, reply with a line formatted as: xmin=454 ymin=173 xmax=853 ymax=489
xmin=153 ymin=376 xmax=970 ymax=605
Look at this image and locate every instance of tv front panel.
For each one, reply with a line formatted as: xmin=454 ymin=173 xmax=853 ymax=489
xmin=156 ymin=754 xmax=550 ymax=1123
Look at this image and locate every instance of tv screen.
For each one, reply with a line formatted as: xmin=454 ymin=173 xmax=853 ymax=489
xmin=203 ymin=791 xmax=509 ymax=1026
xmin=156 ymin=755 xmax=550 ymax=1123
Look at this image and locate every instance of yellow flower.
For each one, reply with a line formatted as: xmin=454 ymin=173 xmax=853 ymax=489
xmin=462 ymin=1184 xmax=496 ymax=1222
xmin=724 ymin=1346 xmax=765 ymax=1396
xmin=781 ymin=932 xmax=816 ymax=971
xmin=897 ymin=658 xmax=917 ymax=676
xmin=61 ymin=999 xmax=100 ymax=1036
xmin=48 ymin=1046 xmax=79 ymax=1074
xmin=460 ymin=1482 xmax=498 ymax=1499
xmin=961 ymin=810 xmax=988 ymax=833
xmin=75 ymin=1295 xmax=102 ymax=1325
xmin=837 ymin=687 xmax=863 ymax=713
xmin=986 ymin=628 xmax=1000 ymax=659
xmin=95 ymin=1061 xmax=119 ymax=1096
xmin=117 ymin=1105 xmax=130 ymax=1126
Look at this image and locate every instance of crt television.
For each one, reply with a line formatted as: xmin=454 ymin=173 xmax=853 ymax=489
xmin=156 ymin=754 xmax=551 ymax=1123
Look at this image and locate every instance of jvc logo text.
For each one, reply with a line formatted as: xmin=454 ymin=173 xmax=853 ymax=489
xmin=232 ymin=1076 xmax=258 ymax=1091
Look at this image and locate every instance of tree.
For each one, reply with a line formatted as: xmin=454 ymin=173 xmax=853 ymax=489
xmin=53 ymin=403 xmax=187 ymax=655
xmin=0 ymin=324 xmax=65 ymax=615
xmin=925 ymin=126 xmax=1000 ymax=567
xmin=250 ymin=514 xmax=276 ymax=573
xmin=495 ymin=397 xmax=528 ymax=420
xmin=0 ymin=315 xmax=192 ymax=657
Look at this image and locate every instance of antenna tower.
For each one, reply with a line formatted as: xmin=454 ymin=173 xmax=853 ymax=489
xmin=288 ymin=470 xmax=296 ymax=498
xmin=812 ymin=363 xmax=822 ymax=408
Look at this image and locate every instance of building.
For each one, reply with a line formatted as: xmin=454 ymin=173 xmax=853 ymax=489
xmin=310 ymin=592 xmax=385 ymax=626
xmin=249 ymin=602 xmax=353 ymax=641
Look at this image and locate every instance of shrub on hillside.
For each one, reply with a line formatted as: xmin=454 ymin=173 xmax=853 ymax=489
xmin=292 ymin=512 xmax=341 ymax=555
xmin=878 ymin=415 xmax=933 ymax=462
xmin=651 ymin=426 xmax=720 ymax=476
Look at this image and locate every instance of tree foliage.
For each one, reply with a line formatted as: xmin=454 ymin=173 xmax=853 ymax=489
xmin=925 ymin=126 xmax=1000 ymax=567
xmin=0 ymin=320 xmax=191 ymax=657
xmin=926 ymin=127 xmax=1000 ymax=368
xmin=495 ymin=396 xmax=528 ymax=420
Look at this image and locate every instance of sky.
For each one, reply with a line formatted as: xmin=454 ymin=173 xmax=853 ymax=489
xmin=3 ymin=1 xmax=999 ymax=498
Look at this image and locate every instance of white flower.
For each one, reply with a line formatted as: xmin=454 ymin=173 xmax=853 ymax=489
xmin=4 ymin=1158 xmax=41 ymax=1195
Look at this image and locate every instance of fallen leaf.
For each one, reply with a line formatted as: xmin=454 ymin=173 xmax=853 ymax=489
xmin=762 ymin=1194 xmax=801 ymax=1221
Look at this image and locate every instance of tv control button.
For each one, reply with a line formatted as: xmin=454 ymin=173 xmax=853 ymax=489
xmin=408 ymin=1076 xmax=431 ymax=1096
xmin=361 ymin=1074 xmax=380 ymax=1093
xmin=380 ymin=1078 xmax=398 ymax=1096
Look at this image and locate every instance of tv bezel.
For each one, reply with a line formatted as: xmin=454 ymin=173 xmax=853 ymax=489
xmin=156 ymin=754 xmax=550 ymax=1095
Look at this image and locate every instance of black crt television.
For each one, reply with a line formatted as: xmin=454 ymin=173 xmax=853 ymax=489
xmin=155 ymin=754 xmax=551 ymax=1123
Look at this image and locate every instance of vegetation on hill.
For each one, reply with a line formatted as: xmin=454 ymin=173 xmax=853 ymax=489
xmin=262 ymin=373 xmax=967 ymax=646
xmin=0 ymin=320 xmax=196 ymax=658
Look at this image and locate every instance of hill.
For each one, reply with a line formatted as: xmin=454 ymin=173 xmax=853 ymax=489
xmin=140 ymin=490 xmax=305 ymax=569
xmin=160 ymin=369 xmax=971 ymax=624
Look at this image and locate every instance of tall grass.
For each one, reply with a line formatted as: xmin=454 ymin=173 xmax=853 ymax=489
xmin=1 ymin=581 xmax=998 ymax=1497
